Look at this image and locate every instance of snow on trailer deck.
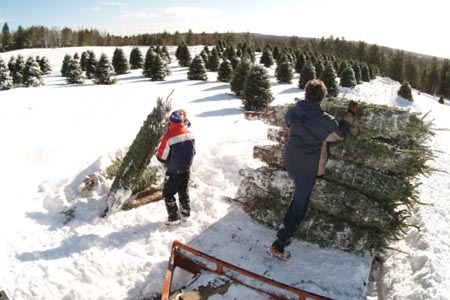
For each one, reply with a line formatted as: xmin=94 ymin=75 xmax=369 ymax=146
xmin=169 ymin=208 xmax=372 ymax=300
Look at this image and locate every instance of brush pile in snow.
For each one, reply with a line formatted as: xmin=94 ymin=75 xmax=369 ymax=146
xmin=234 ymin=99 xmax=434 ymax=254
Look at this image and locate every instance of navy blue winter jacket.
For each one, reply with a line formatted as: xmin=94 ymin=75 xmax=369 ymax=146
xmin=284 ymin=99 xmax=352 ymax=176
xmin=157 ymin=123 xmax=195 ymax=174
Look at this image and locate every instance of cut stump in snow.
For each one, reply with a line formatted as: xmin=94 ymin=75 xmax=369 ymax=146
xmin=121 ymin=186 xmax=163 ymax=210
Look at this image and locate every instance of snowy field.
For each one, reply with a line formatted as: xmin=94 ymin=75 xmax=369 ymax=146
xmin=1 ymin=46 xmax=449 ymax=300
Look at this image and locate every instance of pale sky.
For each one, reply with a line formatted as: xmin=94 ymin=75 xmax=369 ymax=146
xmin=1 ymin=0 xmax=449 ymax=59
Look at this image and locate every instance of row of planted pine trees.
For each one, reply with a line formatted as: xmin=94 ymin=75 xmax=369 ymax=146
xmin=2 ymin=42 xmax=417 ymax=105
xmin=0 ymin=55 xmax=51 ymax=90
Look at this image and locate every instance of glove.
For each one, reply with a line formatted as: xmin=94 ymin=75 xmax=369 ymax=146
xmin=347 ymin=101 xmax=359 ymax=116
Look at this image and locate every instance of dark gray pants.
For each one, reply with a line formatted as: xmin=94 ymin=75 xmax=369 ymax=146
xmin=163 ymin=172 xmax=190 ymax=221
xmin=275 ymin=172 xmax=317 ymax=249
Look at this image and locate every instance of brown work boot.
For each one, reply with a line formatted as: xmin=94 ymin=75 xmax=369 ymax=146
xmin=267 ymin=246 xmax=291 ymax=261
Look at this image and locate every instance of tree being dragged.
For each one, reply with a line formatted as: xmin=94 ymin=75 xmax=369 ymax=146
xmin=235 ymin=100 xmax=434 ymax=254
xmin=104 ymin=92 xmax=173 ymax=215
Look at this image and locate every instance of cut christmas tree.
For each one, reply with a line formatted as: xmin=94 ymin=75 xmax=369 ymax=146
xmin=233 ymin=99 xmax=434 ymax=254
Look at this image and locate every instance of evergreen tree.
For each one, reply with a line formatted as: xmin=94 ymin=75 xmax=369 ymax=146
xmin=199 ymin=50 xmax=209 ymax=65
xmin=340 ymin=66 xmax=357 ymax=88
xmin=231 ymin=56 xmax=240 ymax=69
xmin=112 ymin=48 xmax=129 ymax=75
xmin=106 ymin=95 xmax=172 ymax=214
xmin=178 ymin=44 xmax=192 ymax=67
xmin=398 ymin=80 xmax=413 ymax=102
xmin=149 ymin=54 xmax=167 ymax=81
xmin=337 ymin=60 xmax=348 ymax=77
xmin=260 ymin=48 xmax=274 ymax=68
xmin=438 ymin=59 xmax=450 ymax=98
xmin=187 ymin=55 xmax=207 ymax=81
xmin=404 ymin=59 xmax=421 ymax=89
xmin=1 ymin=23 xmax=13 ymax=51
xmin=61 ymin=54 xmax=71 ymax=77
xmin=217 ymin=59 xmax=233 ymax=82
xmin=175 ymin=42 xmax=184 ymax=60
xmin=161 ymin=45 xmax=171 ymax=64
xmin=23 ymin=56 xmax=43 ymax=87
xmin=38 ymin=56 xmax=52 ymax=75
xmin=143 ymin=48 xmax=157 ymax=78
xmin=322 ymin=62 xmax=339 ymax=97
xmin=230 ymin=58 xmax=252 ymax=96
xmin=272 ymin=46 xmax=280 ymax=61
xmin=388 ymin=51 xmax=405 ymax=82
xmin=426 ymin=57 xmax=440 ymax=95
xmin=94 ymin=53 xmax=116 ymax=85
xmin=294 ymin=53 xmax=306 ymax=73
xmin=314 ymin=59 xmax=325 ymax=80
xmin=224 ymin=46 xmax=236 ymax=61
xmin=12 ymin=55 xmax=26 ymax=85
xmin=298 ymin=62 xmax=316 ymax=89
xmin=352 ymin=62 xmax=362 ymax=83
xmin=85 ymin=50 xmax=97 ymax=79
xmin=8 ymin=56 xmax=15 ymax=74
xmin=0 ymin=58 xmax=13 ymax=90
xmin=207 ymin=47 xmax=220 ymax=71
xmin=242 ymin=64 xmax=274 ymax=111
xmin=361 ymin=64 xmax=371 ymax=82
xmin=65 ymin=58 xmax=84 ymax=84
xmin=203 ymin=45 xmax=211 ymax=56
xmin=275 ymin=56 xmax=294 ymax=84
xmin=80 ymin=51 xmax=89 ymax=71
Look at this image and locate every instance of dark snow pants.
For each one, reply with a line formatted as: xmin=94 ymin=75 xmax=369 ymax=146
xmin=163 ymin=171 xmax=191 ymax=221
xmin=275 ymin=172 xmax=317 ymax=248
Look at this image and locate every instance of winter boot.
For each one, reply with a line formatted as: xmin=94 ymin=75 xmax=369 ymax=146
xmin=164 ymin=218 xmax=181 ymax=226
xmin=267 ymin=240 xmax=291 ymax=261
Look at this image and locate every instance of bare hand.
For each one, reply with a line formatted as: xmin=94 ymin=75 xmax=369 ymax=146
xmin=347 ymin=101 xmax=359 ymax=115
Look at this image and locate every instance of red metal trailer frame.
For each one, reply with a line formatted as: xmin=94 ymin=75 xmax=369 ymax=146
xmin=162 ymin=240 xmax=332 ymax=300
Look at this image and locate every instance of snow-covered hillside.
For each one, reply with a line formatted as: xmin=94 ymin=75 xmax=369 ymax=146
xmin=0 ymin=46 xmax=449 ymax=300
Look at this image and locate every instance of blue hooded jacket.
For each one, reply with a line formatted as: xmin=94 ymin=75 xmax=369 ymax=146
xmin=284 ymin=99 xmax=352 ymax=176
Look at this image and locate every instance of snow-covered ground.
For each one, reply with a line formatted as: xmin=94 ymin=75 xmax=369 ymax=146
xmin=0 ymin=46 xmax=449 ymax=300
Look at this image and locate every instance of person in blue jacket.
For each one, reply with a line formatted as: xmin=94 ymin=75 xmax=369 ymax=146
xmin=157 ymin=110 xmax=195 ymax=225
xmin=268 ymin=79 xmax=359 ymax=261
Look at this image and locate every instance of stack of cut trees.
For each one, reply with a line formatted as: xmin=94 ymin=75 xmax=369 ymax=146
xmin=234 ymin=100 xmax=434 ymax=254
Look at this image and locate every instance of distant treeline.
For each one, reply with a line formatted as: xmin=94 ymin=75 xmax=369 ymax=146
xmin=1 ymin=22 xmax=449 ymax=99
